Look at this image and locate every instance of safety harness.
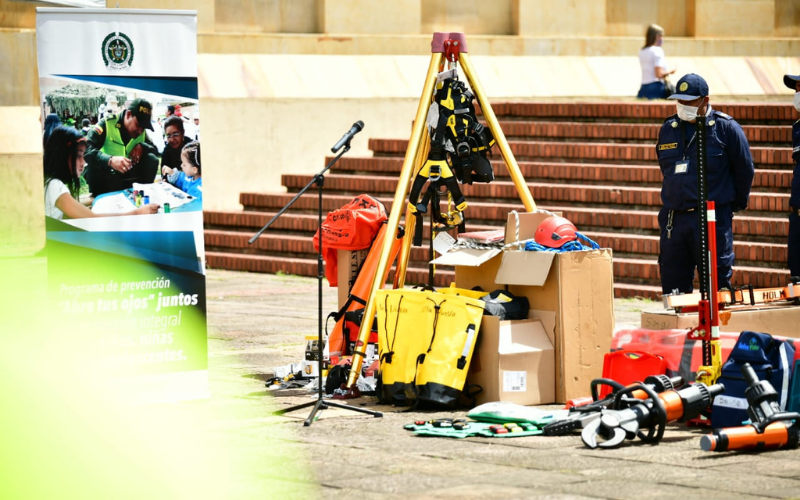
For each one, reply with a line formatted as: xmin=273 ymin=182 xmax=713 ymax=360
xmin=407 ymin=39 xmax=496 ymax=247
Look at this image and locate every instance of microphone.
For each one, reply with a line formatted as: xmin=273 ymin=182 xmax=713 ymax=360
xmin=331 ymin=120 xmax=364 ymax=153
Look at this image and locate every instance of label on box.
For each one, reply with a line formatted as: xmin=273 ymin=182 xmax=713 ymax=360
xmin=432 ymin=231 xmax=456 ymax=255
xmin=305 ymin=335 xmax=325 ymax=361
xmin=503 ymin=371 xmax=527 ymax=392
xmin=713 ymin=395 xmax=748 ymax=410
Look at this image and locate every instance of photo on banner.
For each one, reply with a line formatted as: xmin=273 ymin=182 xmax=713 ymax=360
xmin=37 ymin=7 xmax=207 ymax=401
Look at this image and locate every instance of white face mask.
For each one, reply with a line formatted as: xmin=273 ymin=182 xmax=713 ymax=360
xmin=676 ymin=102 xmax=700 ymax=122
xmin=793 ymin=92 xmax=800 ymax=112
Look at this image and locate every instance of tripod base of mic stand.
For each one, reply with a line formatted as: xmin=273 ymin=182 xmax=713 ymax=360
xmin=273 ymin=398 xmax=383 ymax=426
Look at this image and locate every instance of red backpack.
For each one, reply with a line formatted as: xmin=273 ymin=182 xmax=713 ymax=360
xmin=312 ymin=194 xmax=387 ymax=286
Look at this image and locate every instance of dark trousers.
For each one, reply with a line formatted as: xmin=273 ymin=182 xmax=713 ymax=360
xmin=85 ymin=152 xmax=159 ymax=196
xmin=789 ymin=212 xmax=800 ymax=278
xmin=637 ymin=81 xmax=667 ymax=100
xmin=658 ymin=205 xmax=734 ymax=295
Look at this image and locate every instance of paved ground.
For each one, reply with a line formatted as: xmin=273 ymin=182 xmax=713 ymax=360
xmin=203 ymin=269 xmax=800 ymax=500
xmin=3 ymin=259 xmax=798 ymax=499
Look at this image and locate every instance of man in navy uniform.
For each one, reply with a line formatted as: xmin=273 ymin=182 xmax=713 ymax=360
xmin=656 ymin=73 xmax=754 ymax=295
xmin=784 ymin=73 xmax=800 ymax=277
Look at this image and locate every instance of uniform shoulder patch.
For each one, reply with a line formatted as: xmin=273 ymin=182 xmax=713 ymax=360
xmin=715 ymin=111 xmax=733 ymax=120
xmin=92 ymin=124 xmax=104 ymax=134
xmin=658 ymin=142 xmax=678 ymax=151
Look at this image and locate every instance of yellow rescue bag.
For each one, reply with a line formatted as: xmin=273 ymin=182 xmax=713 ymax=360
xmin=377 ymin=288 xmax=484 ymax=407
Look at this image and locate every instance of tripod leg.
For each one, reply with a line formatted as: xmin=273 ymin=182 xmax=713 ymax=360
xmin=272 ymin=399 xmax=318 ymax=417
xmin=346 ymin=51 xmax=444 ymax=388
xmin=324 ymin=401 xmax=383 ymax=418
xmin=460 ymin=52 xmax=536 ymax=213
xmin=303 ymin=399 xmax=327 ymax=426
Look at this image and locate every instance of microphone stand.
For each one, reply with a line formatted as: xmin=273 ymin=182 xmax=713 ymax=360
xmin=249 ymin=141 xmax=383 ymax=426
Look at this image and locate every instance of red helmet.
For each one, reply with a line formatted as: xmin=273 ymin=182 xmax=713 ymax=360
xmin=534 ymin=216 xmax=578 ymax=248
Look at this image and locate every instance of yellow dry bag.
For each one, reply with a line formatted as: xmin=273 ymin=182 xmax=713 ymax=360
xmin=377 ymin=288 xmax=484 ymax=407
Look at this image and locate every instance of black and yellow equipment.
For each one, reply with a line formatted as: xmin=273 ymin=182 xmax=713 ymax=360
xmin=346 ymin=32 xmax=537 ymax=390
xmin=407 ymin=57 xmax=496 ymax=247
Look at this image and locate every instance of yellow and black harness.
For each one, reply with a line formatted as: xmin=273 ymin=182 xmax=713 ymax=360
xmin=408 ymin=75 xmax=496 ymax=246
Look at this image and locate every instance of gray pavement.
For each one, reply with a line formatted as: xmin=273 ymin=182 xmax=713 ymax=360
xmin=205 ymin=269 xmax=800 ymax=500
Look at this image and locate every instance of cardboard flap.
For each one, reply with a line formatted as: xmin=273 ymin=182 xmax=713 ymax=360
xmin=503 ymin=211 xmax=554 ymax=245
xmin=495 ymin=251 xmax=556 ymax=286
xmin=430 ymin=247 xmax=501 ymax=266
xmin=497 ymin=319 xmax=553 ymax=355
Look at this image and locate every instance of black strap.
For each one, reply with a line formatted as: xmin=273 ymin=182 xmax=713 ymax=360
xmin=380 ymin=293 xmax=402 ymax=364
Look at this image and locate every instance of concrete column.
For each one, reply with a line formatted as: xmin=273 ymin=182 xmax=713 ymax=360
xmin=0 ymin=107 xmax=44 ymax=256
xmin=687 ymin=0 xmax=775 ymax=36
xmin=775 ymin=0 xmax=800 ymax=36
xmin=319 ymin=0 xmax=421 ymax=34
xmin=213 ymin=0 xmax=318 ymax=34
xmin=422 ymin=0 xmax=513 ymax=36
xmin=113 ymin=0 xmax=215 ymax=33
xmin=514 ymin=0 xmax=607 ymax=36
xmin=606 ymin=0 xmax=688 ymax=37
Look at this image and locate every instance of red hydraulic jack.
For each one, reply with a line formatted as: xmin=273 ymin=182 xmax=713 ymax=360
xmin=684 ymin=115 xmax=723 ymax=387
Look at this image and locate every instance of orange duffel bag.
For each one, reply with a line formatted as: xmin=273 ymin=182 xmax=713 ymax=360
xmin=312 ymin=194 xmax=387 ymax=286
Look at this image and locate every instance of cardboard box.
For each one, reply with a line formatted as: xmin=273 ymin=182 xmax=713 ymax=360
xmin=468 ymin=316 xmax=555 ymax=405
xmin=641 ymin=303 xmax=800 ymax=339
xmin=337 ymin=248 xmax=370 ymax=308
xmin=442 ymin=211 xmax=614 ymax=403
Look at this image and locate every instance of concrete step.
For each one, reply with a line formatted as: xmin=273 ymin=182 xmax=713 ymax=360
xmin=236 ymin=193 xmax=788 ymax=240
xmin=589 ymin=232 xmax=787 ymax=266
xmin=206 ymin=250 xmax=454 ymax=288
xmin=205 ymin=243 xmax=666 ymax=302
xmin=205 ymin=228 xmax=446 ymax=263
xmin=490 ymin=102 xmax=795 ymax=123
xmin=206 ymin=224 xmax=788 ymax=269
xmin=369 ymin=138 xmax=793 ymax=167
xmin=614 ymin=258 xmax=790 ymax=289
xmin=614 ymin=283 xmax=662 ymax=301
xmin=331 ymin=156 xmax=791 ymax=190
xmin=497 ymin=121 xmax=791 ymax=145
xmin=205 ymin=206 xmax=789 ymax=300
xmin=280 ymin=174 xmax=791 ymax=214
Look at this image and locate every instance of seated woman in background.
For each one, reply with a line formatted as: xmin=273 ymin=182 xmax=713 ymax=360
xmin=637 ymin=24 xmax=676 ymax=100
xmin=44 ymin=126 xmax=160 ymax=220
xmin=161 ymin=141 xmax=202 ymax=200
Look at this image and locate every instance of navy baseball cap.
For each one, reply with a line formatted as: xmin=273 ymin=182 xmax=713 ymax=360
xmin=784 ymin=74 xmax=800 ymax=90
xmin=668 ymin=73 xmax=709 ymax=100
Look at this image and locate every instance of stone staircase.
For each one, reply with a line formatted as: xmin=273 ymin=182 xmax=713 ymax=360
xmin=204 ymin=101 xmax=795 ymax=301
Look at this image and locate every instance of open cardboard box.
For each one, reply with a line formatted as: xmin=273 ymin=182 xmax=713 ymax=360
xmin=435 ymin=211 xmax=614 ymax=403
xmin=337 ymin=248 xmax=370 ymax=308
xmin=468 ymin=315 xmax=555 ymax=405
xmin=642 ymin=303 xmax=800 ymax=339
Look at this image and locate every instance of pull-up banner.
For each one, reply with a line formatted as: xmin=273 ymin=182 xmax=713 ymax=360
xmin=37 ymin=8 xmax=207 ymax=401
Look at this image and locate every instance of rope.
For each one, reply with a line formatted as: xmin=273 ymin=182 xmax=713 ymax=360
xmin=522 ymin=232 xmax=599 ymax=253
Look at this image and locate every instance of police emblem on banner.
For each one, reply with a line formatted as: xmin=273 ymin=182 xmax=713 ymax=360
xmin=102 ymin=32 xmax=134 ymax=70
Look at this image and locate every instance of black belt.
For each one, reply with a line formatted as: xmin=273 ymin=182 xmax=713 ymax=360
xmin=791 ymin=206 xmax=800 ymax=216
xmin=671 ymin=207 xmax=696 ymax=213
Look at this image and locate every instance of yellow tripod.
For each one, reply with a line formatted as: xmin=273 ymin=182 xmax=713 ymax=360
xmin=346 ymin=32 xmax=537 ymax=388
